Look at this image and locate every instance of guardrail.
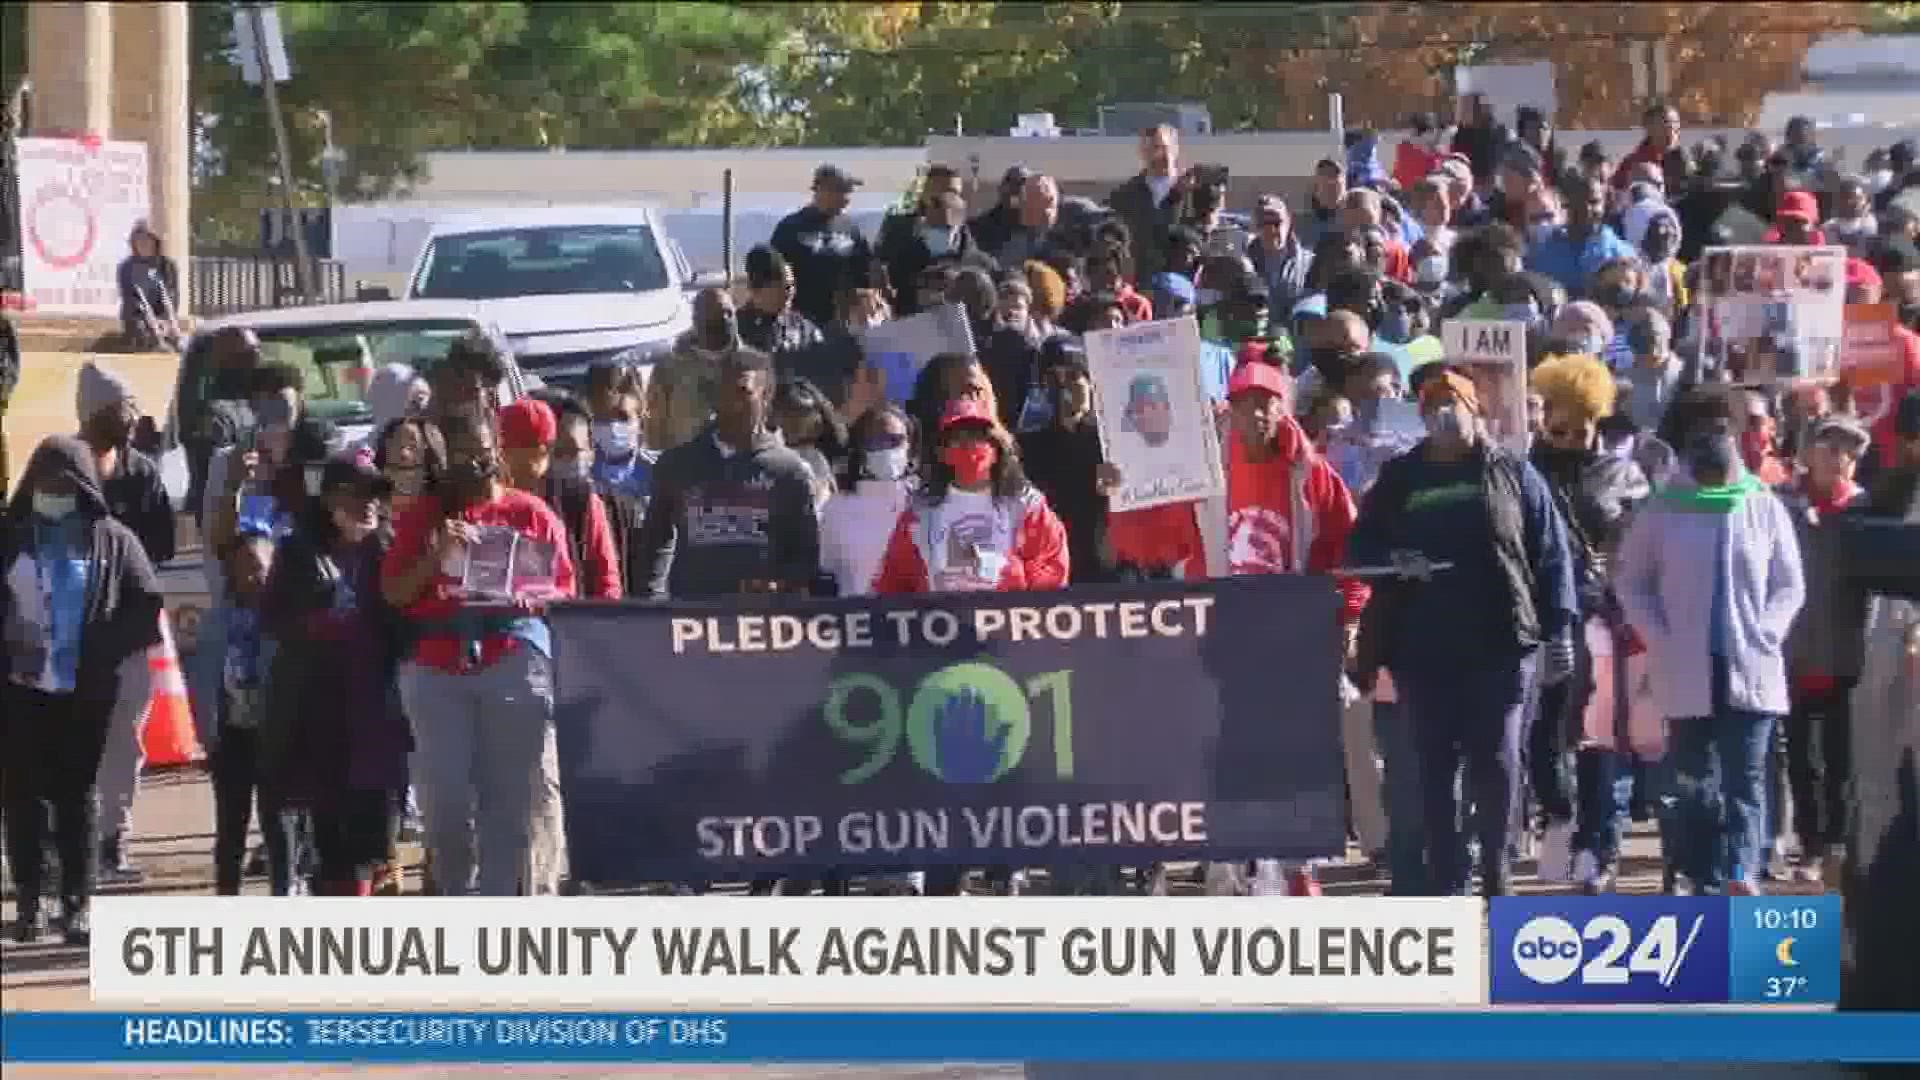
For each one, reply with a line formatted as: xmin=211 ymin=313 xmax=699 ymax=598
xmin=189 ymin=255 xmax=350 ymax=316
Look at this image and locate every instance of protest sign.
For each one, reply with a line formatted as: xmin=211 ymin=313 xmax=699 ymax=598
xmin=1842 ymin=304 xmax=1907 ymax=426
xmin=550 ymin=576 xmax=1346 ymax=882
xmin=15 ymin=137 xmax=152 ymax=316
xmin=858 ymin=304 xmax=976 ymax=404
xmin=1440 ymin=319 xmax=1529 ymax=453
xmin=1695 ymin=245 xmax=1846 ymax=384
xmin=1083 ymin=316 xmax=1225 ymax=512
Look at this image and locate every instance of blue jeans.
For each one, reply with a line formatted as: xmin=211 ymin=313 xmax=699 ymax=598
xmin=1573 ymin=747 xmax=1635 ymax=865
xmin=1398 ymin=653 xmax=1538 ymax=897
xmin=1664 ymin=659 xmax=1779 ymax=890
xmin=1371 ymin=697 xmax=1428 ymax=895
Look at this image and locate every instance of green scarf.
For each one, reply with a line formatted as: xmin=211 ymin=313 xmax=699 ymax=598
xmin=1656 ymin=471 xmax=1764 ymax=514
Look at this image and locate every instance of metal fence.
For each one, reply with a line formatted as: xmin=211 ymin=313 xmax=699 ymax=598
xmin=188 ymin=255 xmax=350 ymax=317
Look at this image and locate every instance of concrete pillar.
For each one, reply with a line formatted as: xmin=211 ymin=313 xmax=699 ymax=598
xmin=26 ymin=2 xmax=114 ymax=137
xmin=152 ymin=1 xmax=193 ymax=314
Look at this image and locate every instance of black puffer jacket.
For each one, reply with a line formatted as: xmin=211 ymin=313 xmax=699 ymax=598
xmin=1530 ymin=444 xmax=1650 ymax=614
xmin=2 ymin=436 xmax=164 ymax=702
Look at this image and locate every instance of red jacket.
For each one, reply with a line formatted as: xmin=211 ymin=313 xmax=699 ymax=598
xmin=1225 ymin=414 xmax=1369 ymax=623
xmin=1610 ymin=139 xmax=1667 ymax=189
xmin=1392 ymin=141 xmax=1440 ymax=195
xmin=1862 ymin=324 xmax=1920 ymax=469
xmin=1115 ymin=283 xmax=1154 ymax=325
xmin=873 ymin=486 xmax=1070 ymax=594
xmin=565 ymin=489 xmax=625 ymax=600
xmin=1108 ymin=502 xmax=1204 ymax=573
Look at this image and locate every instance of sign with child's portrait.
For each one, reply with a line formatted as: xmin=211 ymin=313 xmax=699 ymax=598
xmin=1696 ymin=245 xmax=1845 ymax=384
xmin=1084 ymin=316 xmax=1226 ymax=513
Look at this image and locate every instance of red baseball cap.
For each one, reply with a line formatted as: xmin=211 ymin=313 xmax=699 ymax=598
xmin=1845 ymin=257 xmax=1882 ymax=291
xmin=497 ymin=398 xmax=557 ymax=450
xmin=1227 ymin=360 xmax=1291 ymax=402
xmin=1775 ymin=191 xmax=1819 ymax=223
xmin=938 ymin=397 xmax=996 ymax=432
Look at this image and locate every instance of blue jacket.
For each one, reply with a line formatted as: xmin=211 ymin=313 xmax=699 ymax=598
xmin=1527 ymin=224 xmax=1635 ymax=297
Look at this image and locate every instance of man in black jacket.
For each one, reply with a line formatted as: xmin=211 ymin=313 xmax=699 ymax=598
xmin=74 ymin=361 xmax=176 ymax=884
xmin=1107 ymin=125 xmax=1190 ymax=283
xmin=968 ymin=165 xmax=1034 ymax=259
xmin=738 ymin=246 xmax=825 ymax=359
xmin=770 ymin=165 xmax=875 ymax=329
xmin=635 ymin=348 xmax=820 ymax=600
xmin=877 ymin=188 xmax=978 ymax=317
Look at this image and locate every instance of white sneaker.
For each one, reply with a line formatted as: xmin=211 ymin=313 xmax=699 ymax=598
xmin=1571 ymin=849 xmax=1600 ymax=889
xmin=1536 ymin=818 xmax=1576 ymax=883
xmin=1250 ymin=859 xmax=1289 ymax=896
xmin=1204 ymin=861 xmax=1249 ymax=896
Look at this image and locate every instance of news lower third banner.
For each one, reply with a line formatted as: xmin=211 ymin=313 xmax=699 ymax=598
xmin=87 ymin=897 xmax=1483 ymax=1007
xmin=548 ymin=576 xmax=1347 ymax=882
xmin=8 ymin=1013 xmax=1920 ymax=1064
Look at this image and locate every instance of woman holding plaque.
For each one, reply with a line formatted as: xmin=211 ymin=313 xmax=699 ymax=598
xmin=874 ymin=398 xmax=1069 ymax=896
xmin=380 ymin=407 xmax=577 ymax=896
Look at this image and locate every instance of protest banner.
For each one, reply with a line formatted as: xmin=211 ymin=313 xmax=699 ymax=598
xmin=1440 ymin=319 xmax=1529 ymax=453
xmin=15 ymin=137 xmax=152 ymax=317
xmin=858 ymin=303 xmax=976 ymax=404
xmin=549 ymin=576 xmax=1346 ymax=882
xmin=1695 ymin=245 xmax=1846 ymax=384
xmin=1083 ymin=316 xmax=1225 ymax=512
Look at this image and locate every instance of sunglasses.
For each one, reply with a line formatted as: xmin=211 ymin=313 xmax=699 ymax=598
xmin=861 ymin=432 xmax=908 ymax=451
xmin=1545 ymin=427 xmax=1583 ymax=442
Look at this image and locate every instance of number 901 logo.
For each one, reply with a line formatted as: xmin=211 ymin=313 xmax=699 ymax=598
xmin=824 ymin=662 xmax=1075 ymax=786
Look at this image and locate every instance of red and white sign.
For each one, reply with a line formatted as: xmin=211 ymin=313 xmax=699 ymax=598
xmin=16 ymin=136 xmax=151 ymax=317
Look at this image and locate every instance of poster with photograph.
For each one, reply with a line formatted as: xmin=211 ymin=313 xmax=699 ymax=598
xmin=446 ymin=526 xmax=560 ymax=602
xmin=1084 ymin=316 xmax=1226 ymax=513
xmin=1695 ymin=245 xmax=1846 ymax=385
xmin=858 ymin=303 xmax=977 ymax=404
xmin=1842 ymin=303 xmax=1907 ymax=426
xmin=1440 ymin=318 xmax=1530 ymax=454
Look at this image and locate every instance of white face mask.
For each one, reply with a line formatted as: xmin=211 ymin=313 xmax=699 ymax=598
xmin=303 ymin=466 xmax=325 ymax=498
xmin=1424 ymin=404 xmax=1469 ymax=441
xmin=32 ymin=492 xmax=77 ymax=521
xmin=921 ymin=227 xmax=954 ymax=257
xmin=1195 ymin=288 xmax=1223 ymax=308
xmin=592 ymin=420 xmax=638 ymax=457
xmin=864 ymin=446 xmax=909 ymax=482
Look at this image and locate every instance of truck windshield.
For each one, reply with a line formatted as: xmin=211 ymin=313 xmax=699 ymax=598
xmin=412 ymin=224 xmax=671 ymax=299
xmin=178 ymin=320 xmax=486 ymax=433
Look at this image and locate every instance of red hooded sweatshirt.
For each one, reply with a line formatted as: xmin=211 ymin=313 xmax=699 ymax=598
xmin=873 ymin=485 xmax=1070 ymax=594
xmin=1225 ymin=412 xmax=1369 ymax=623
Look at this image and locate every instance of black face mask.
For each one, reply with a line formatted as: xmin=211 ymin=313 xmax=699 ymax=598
xmin=443 ymin=456 xmax=498 ymax=499
xmin=699 ymin=311 xmax=736 ymax=345
xmin=1535 ymin=443 xmax=1589 ymax=479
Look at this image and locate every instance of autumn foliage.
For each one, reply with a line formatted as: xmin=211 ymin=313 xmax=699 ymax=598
xmin=1248 ymin=2 xmax=1872 ymax=130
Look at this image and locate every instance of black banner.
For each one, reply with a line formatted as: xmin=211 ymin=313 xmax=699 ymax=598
xmin=550 ymin=577 xmax=1345 ymax=882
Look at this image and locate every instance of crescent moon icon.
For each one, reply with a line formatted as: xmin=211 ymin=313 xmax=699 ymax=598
xmin=1776 ymin=937 xmax=1799 ymax=966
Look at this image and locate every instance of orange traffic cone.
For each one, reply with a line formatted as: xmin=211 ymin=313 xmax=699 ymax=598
xmin=140 ymin=611 xmax=202 ymax=769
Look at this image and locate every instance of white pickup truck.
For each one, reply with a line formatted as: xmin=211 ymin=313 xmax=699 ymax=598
xmin=402 ymin=207 xmax=723 ymax=393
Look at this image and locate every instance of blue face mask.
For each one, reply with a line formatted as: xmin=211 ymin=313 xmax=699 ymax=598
xmin=1379 ymin=307 xmax=1414 ymax=344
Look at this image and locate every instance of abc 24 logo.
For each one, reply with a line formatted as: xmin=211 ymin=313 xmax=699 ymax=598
xmin=1491 ymin=897 xmax=1730 ymax=1004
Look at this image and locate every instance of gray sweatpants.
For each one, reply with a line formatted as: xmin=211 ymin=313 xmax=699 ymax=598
xmin=525 ymin=724 xmax=568 ymax=894
xmin=95 ymin=652 xmax=154 ymax=845
xmin=398 ymin=648 xmax=554 ymax=897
